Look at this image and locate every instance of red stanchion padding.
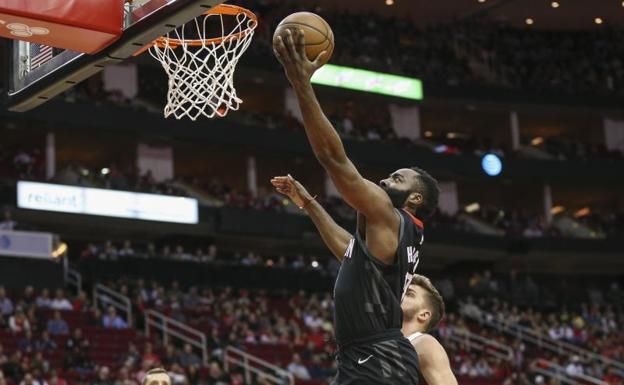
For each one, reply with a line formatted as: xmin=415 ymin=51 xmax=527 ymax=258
xmin=0 ymin=0 xmax=125 ymax=54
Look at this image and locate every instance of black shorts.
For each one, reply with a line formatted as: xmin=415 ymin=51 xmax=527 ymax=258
xmin=331 ymin=330 xmax=420 ymax=385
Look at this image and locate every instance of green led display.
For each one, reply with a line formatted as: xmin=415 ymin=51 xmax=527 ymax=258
xmin=311 ymin=64 xmax=423 ymax=100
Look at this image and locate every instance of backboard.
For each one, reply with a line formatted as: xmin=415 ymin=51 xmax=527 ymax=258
xmin=4 ymin=0 xmax=226 ymax=112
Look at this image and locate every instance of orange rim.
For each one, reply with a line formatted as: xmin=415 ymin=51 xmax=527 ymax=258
xmin=132 ymin=4 xmax=257 ymax=56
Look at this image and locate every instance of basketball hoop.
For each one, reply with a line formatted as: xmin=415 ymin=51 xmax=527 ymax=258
xmin=147 ymin=4 xmax=257 ymax=120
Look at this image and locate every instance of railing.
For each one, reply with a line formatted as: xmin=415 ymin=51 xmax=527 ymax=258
xmin=144 ymin=310 xmax=208 ymax=365
xmin=531 ymin=359 xmax=608 ymax=385
xmin=64 ymin=262 xmax=82 ymax=293
xmin=460 ymin=305 xmax=624 ymax=373
xmin=93 ymin=283 xmax=132 ymax=326
xmin=446 ymin=328 xmax=512 ymax=362
xmin=224 ymin=346 xmax=294 ymax=385
xmin=445 ymin=324 xmax=609 ymax=385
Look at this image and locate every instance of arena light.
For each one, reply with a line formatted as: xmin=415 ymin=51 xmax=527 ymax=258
xmin=311 ymin=64 xmax=423 ymax=100
xmin=51 ymin=242 xmax=68 ymax=259
xmin=551 ymin=205 xmax=565 ymax=215
xmin=594 ymin=17 xmax=603 ymax=25
xmin=531 ymin=136 xmax=544 ymax=146
xmin=465 ymin=202 xmax=480 ymax=213
xmin=481 ymin=153 xmax=503 ymax=176
xmin=551 ymin=1 xmax=560 ymax=8
xmin=526 ymin=18 xmax=534 ymax=25
xmin=573 ymin=207 xmax=590 ymax=218
xmin=385 ymin=0 xmax=394 ymax=5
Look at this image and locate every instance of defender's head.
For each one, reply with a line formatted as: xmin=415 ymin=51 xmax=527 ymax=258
xmin=379 ymin=167 xmax=439 ymax=219
xmin=141 ymin=368 xmax=170 ymax=385
xmin=401 ymin=275 xmax=445 ymax=333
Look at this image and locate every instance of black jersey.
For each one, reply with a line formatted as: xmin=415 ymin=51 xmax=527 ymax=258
xmin=333 ymin=208 xmax=424 ymax=346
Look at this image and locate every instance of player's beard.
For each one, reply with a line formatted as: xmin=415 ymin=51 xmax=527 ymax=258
xmin=382 ymin=186 xmax=411 ymax=208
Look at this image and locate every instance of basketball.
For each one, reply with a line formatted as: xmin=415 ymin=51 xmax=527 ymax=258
xmin=273 ymin=12 xmax=334 ymax=66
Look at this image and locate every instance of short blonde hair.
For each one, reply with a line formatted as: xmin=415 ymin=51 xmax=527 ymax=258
xmin=142 ymin=368 xmax=170 ymax=385
xmin=410 ymin=275 xmax=445 ymax=332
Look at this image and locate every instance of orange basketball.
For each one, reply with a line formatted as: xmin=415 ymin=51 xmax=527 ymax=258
xmin=273 ymin=12 xmax=334 ymax=66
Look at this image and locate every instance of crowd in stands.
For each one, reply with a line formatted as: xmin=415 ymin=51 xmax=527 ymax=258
xmin=1 ymin=262 xmax=623 ymax=385
xmin=455 ymin=269 xmax=624 ymax=380
xmin=78 ymin=241 xmax=340 ymax=281
xmin=249 ymin=0 xmax=624 ymax=97
xmin=0 ymin=146 xmax=44 ymax=180
xmin=98 ymin=269 xmax=623 ymax=385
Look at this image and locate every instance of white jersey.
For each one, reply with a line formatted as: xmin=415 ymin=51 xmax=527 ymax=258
xmin=407 ymin=331 xmax=424 ymax=342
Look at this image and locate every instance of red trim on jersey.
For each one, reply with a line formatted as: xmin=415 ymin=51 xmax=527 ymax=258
xmin=402 ymin=209 xmax=424 ymax=229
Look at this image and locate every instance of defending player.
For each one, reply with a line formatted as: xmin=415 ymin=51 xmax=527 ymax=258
xmin=401 ymin=275 xmax=458 ymax=385
xmin=271 ymin=171 xmax=439 ymax=385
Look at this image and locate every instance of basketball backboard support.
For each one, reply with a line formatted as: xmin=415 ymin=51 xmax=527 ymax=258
xmin=4 ymin=0 xmax=226 ymax=112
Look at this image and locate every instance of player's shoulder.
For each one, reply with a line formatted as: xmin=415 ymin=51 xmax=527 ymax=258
xmin=412 ymin=334 xmax=446 ymax=359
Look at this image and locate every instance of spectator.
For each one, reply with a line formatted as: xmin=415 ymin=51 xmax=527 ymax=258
xmin=3 ymin=351 xmax=24 ymax=381
xmin=102 ymin=307 xmax=128 ymax=329
xmin=46 ymin=311 xmax=69 ymax=335
xmin=9 ymin=308 xmax=31 ymax=334
xmin=17 ymin=330 xmax=36 ymax=354
xmin=18 ymin=286 xmax=36 ymax=308
xmin=287 ymin=353 xmax=310 ymax=380
xmin=50 ymin=290 xmax=73 ymax=311
xmin=167 ymin=364 xmax=188 ymax=385
xmin=0 ymin=209 xmax=17 ymax=231
xmin=308 ymin=355 xmax=330 ymax=379
xmin=35 ymin=289 xmax=51 ymax=309
xmin=0 ymin=287 xmax=14 ymax=316
xmin=206 ymin=361 xmax=228 ymax=385
xmin=113 ymin=367 xmax=137 ymax=385
xmin=92 ymin=367 xmax=113 ymax=385
xmin=18 ymin=373 xmax=45 ymax=385
xmin=178 ymin=344 xmax=201 ymax=369
xmin=65 ymin=328 xmax=91 ymax=374
xmin=119 ymin=240 xmax=135 ymax=257
xmin=48 ymin=370 xmax=67 ymax=385
xmin=31 ymin=352 xmax=50 ymax=377
xmin=121 ymin=342 xmax=141 ymax=368
xmin=34 ymin=331 xmax=57 ymax=352
xmin=0 ymin=343 xmax=7 ymax=366
xmin=141 ymin=343 xmax=161 ymax=367
xmin=72 ymin=291 xmax=89 ymax=312
xmin=565 ymin=356 xmax=584 ymax=376
xmin=66 ymin=328 xmax=90 ymax=351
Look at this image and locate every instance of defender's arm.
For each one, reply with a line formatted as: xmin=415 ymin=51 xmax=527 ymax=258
xmin=271 ymin=175 xmax=351 ymax=261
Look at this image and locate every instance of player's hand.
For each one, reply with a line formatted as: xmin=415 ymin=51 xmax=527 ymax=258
xmin=273 ymin=29 xmax=327 ymax=88
xmin=270 ymin=174 xmax=314 ymax=209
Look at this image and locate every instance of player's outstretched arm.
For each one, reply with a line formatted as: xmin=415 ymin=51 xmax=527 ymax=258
xmin=271 ymin=175 xmax=351 ymax=261
xmin=273 ymin=30 xmax=397 ymax=229
xmin=413 ymin=335 xmax=458 ymax=385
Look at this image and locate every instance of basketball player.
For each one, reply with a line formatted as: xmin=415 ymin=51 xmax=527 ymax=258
xmin=274 ymin=29 xmax=439 ymax=385
xmin=401 ymin=275 xmax=458 ymax=385
xmin=271 ymin=169 xmax=438 ymax=385
xmin=141 ymin=368 xmax=170 ymax=385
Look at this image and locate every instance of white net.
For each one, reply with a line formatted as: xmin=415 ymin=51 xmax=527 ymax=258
xmin=149 ymin=6 xmax=256 ymax=120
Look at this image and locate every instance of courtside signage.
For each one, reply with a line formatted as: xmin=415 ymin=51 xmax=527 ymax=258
xmin=311 ymin=64 xmax=423 ymax=100
xmin=17 ymin=181 xmax=198 ymax=224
